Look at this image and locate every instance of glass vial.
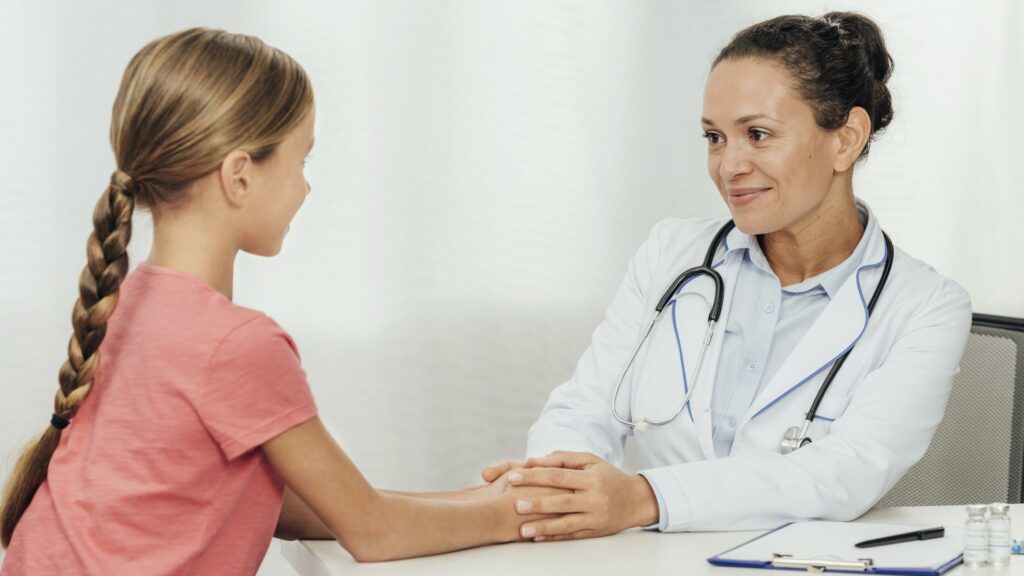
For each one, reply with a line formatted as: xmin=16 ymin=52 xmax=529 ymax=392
xmin=964 ymin=504 xmax=989 ymax=567
xmin=988 ymin=502 xmax=1011 ymax=568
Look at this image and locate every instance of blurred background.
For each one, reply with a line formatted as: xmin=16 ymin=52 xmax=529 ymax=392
xmin=1 ymin=0 xmax=1021 ymax=573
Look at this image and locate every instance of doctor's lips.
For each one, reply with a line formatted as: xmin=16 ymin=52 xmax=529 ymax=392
xmin=726 ymin=187 xmax=771 ymax=206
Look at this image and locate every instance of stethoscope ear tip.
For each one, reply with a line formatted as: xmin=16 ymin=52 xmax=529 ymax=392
xmin=635 ymin=420 xmax=649 ymax=434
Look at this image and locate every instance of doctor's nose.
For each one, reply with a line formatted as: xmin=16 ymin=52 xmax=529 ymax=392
xmin=718 ymin=145 xmax=754 ymax=182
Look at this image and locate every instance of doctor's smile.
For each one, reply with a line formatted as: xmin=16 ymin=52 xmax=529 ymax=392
xmin=724 ymin=187 xmax=771 ymax=206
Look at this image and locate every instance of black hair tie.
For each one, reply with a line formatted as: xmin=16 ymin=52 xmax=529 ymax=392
xmin=50 ymin=414 xmax=70 ymax=430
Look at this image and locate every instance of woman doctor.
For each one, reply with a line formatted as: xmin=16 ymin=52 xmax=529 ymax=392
xmin=485 ymin=12 xmax=972 ymax=541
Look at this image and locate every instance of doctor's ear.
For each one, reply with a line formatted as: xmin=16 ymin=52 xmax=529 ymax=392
xmin=832 ymin=106 xmax=871 ymax=173
xmin=218 ymin=150 xmax=253 ymax=206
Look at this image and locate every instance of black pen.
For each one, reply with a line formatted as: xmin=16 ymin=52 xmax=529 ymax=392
xmin=855 ymin=527 xmax=945 ymax=548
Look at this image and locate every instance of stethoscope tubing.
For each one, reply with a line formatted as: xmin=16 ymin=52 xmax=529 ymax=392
xmin=610 ymin=220 xmax=892 ymax=451
xmin=789 ymin=230 xmax=894 ymax=450
xmin=610 ymin=221 xmax=733 ymax=430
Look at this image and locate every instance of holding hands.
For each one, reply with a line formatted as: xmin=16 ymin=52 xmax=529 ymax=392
xmin=481 ymin=451 xmax=659 ymax=542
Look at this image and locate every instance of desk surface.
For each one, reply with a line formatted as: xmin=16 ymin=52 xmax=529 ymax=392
xmin=282 ymin=505 xmax=1024 ymax=575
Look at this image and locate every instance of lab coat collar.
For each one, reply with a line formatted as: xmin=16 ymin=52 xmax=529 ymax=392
xmin=739 ymin=199 xmax=889 ymax=423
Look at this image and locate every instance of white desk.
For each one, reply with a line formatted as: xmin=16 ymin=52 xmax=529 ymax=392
xmin=282 ymin=505 xmax=1024 ymax=575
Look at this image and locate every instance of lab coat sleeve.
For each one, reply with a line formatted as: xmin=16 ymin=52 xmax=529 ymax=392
xmin=526 ymin=220 xmax=672 ymax=465
xmin=639 ymin=280 xmax=972 ymax=531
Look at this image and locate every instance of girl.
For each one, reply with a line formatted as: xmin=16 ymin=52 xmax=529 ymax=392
xmin=0 ymin=28 xmax=552 ymax=575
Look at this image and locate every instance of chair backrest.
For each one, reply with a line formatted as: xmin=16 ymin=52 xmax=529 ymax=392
xmin=878 ymin=314 xmax=1024 ymax=507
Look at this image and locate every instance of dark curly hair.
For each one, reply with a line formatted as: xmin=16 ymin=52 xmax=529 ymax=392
xmin=714 ymin=12 xmax=894 ymax=159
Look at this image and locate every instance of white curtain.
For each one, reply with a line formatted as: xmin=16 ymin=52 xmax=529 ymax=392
xmin=2 ymin=1 xmax=1021 ymax=573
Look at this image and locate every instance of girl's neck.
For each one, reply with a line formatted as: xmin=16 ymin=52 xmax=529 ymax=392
xmin=148 ymin=210 xmax=237 ymax=300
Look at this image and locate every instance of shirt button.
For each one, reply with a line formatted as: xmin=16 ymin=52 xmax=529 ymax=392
xmin=747 ymin=362 xmax=758 ymax=372
xmin=764 ymin=304 xmax=776 ymax=313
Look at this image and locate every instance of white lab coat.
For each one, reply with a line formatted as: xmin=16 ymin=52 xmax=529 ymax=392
xmin=527 ymin=209 xmax=972 ymax=531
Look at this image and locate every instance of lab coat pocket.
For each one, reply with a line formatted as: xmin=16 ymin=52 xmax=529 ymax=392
xmin=807 ymin=393 xmax=852 ymax=440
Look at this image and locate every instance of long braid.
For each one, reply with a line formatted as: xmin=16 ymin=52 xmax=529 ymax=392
xmin=57 ymin=170 xmax=134 ymax=421
xmin=0 ymin=170 xmax=135 ymax=547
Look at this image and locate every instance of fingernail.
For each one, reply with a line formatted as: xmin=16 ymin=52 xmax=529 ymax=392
xmin=516 ymin=499 xmax=532 ymax=513
xmin=508 ymin=472 xmax=522 ymax=482
xmin=521 ymin=526 xmax=536 ymax=538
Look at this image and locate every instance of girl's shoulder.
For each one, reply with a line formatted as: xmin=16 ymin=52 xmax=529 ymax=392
xmin=115 ymin=263 xmax=294 ymax=360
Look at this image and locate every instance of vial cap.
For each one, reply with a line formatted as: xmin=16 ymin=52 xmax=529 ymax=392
xmin=967 ymin=504 xmax=988 ymax=516
xmin=989 ymin=502 xmax=1010 ymax=514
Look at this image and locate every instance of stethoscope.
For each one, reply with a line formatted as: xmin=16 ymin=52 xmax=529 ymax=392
xmin=610 ymin=220 xmax=894 ymax=454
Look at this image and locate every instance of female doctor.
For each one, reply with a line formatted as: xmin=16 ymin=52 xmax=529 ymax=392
xmin=486 ymin=12 xmax=972 ymax=541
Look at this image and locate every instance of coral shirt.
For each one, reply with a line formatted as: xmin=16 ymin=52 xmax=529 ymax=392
xmin=3 ymin=263 xmax=318 ymax=575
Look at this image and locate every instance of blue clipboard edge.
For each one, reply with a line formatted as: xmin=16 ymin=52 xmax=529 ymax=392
xmin=706 ymin=522 xmax=964 ymax=576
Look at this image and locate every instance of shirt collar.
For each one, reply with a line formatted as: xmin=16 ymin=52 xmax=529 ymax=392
xmin=720 ymin=199 xmax=875 ymax=299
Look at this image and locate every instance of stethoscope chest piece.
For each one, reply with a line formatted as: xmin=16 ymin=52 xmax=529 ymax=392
xmin=780 ymin=422 xmax=813 ymax=454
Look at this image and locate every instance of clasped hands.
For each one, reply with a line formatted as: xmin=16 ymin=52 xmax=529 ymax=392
xmin=475 ymin=451 xmax=659 ymax=542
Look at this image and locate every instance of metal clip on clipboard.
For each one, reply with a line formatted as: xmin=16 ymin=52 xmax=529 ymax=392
xmin=771 ymin=554 xmax=875 ymax=573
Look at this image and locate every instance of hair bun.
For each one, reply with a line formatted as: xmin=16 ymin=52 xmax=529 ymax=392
xmin=825 ymin=12 xmax=893 ymax=83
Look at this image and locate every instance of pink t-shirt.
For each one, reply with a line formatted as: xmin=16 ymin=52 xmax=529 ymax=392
xmin=3 ymin=263 xmax=318 ymax=575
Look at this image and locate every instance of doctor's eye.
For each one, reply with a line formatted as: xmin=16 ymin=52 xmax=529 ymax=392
xmin=702 ymin=131 xmax=724 ymax=145
xmin=748 ymin=128 xmax=771 ymax=143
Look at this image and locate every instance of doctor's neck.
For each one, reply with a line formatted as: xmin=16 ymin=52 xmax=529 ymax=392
xmin=758 ymin=183 xmax=863 ymax=288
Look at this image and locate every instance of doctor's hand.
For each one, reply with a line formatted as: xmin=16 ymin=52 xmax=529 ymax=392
xmin=507 ymin=451 xmax=659 ymax=541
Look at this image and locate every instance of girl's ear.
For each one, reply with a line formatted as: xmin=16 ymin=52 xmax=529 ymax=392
xmin=219 ymin=150 xmax=253 ymax=207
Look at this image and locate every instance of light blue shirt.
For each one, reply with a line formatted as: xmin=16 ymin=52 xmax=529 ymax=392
xmin=710 ymin=205 xmax=870 ymax=457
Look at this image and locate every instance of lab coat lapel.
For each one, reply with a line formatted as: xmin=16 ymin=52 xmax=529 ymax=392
xmin=670 ymin=251 xmax=742 ymax=460
xmin=743 ymin=221 xmax=889 ymax=423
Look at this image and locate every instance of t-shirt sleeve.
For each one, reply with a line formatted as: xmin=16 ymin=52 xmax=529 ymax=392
xmin=198 ymin=315 xmax=318 ymax=461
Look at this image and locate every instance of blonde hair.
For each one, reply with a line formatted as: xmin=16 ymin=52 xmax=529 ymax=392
xmin=1 ymin=27 xmax=314 ymax=547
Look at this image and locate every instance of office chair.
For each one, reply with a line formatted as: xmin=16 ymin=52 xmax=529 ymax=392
xmin=878 ymin=313 xmax=1024 ymax=507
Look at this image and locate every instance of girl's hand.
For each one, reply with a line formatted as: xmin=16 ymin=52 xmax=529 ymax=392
xmin=481 ymin=459 xmax=527 ymax=483
xmin=459 ymin=470 xmax=512 ymax=498
xmin=506 ymin=451 xmax=659 ymax=541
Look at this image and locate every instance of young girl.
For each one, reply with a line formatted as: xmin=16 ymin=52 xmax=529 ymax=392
xmin=0 ymin=28 xmax=553 ymax=574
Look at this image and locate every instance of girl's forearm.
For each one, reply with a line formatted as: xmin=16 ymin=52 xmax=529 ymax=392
xmin=340 ymin=492 xmax=516 ymax=562
xmin=263 ymin=418 xmax=521 ymax=559
xmin=380 ymin=486 xmax=488 ymax=501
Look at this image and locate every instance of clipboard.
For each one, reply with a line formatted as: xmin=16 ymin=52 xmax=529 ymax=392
xmin=707 ymin=521 xmax=964 ymax=575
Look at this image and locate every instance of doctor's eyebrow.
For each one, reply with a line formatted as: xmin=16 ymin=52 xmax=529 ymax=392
xmin=701 ymin=114 xmax=780 ymax=126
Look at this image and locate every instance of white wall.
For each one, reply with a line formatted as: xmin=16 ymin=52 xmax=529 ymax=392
xmin=1 ymin=1 xmax=1021 ymax=573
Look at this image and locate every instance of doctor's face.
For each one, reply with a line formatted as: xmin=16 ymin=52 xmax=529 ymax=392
xmin=702 ymin=57 xmax=841 ymax=236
